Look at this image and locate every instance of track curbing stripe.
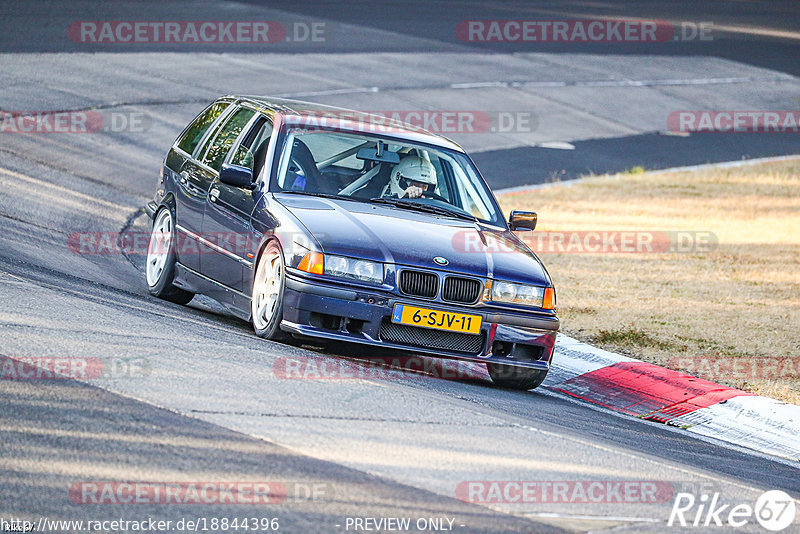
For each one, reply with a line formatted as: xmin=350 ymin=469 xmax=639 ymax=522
xmin=547 ymin=334 xmax=800 ymax=462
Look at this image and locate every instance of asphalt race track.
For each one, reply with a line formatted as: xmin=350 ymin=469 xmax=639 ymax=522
xmin=1 ymin=1 xmax=799 ymax=533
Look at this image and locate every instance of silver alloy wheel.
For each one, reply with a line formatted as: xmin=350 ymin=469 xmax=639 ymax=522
xmin=251 ymin=246 xmax=283 ymax=331
xmin=146 ymin=209 xmax=172 ymax=287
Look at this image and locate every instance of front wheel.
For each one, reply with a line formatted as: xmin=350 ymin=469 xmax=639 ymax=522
xmin=251 ymin=242 xmax=288 ymax=340
xmin=487 ymin=363 xmax=548 ymax=390
xmin=145 ymin=208 xmax=194 ymax=305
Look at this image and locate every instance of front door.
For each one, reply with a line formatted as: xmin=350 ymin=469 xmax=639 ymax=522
xmin=196 ymin=107 xmax=264 ymax=291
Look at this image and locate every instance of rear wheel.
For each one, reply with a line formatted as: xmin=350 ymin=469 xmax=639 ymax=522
xmin=487 ymin=363 xmax=548 ymax=390
xmin=145 ymin=208 xmax=194 ymax=305
xmin=251 ymin=242 xmax=287 ymax=340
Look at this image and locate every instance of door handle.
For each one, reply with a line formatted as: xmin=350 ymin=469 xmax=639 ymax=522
xmin=209 ymin=188 xmax=220 ymax=202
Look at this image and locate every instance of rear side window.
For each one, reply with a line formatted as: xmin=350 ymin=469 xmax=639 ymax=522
xmin=176 ymin=101 xmax=230 ymax=155
xmin=200 ymin=107 xmax=257 ymax=172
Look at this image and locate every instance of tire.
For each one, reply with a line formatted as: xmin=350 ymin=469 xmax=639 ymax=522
xmin=251 ymin=242 xmax=288 ymax=340
xmin=487 ymin=362 xmax=548 ymax=390
xmin=145 ymin=208 xmax=194 ymax=305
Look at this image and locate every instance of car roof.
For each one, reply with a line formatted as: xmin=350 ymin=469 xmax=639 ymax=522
xmin=228 ymin=95 xmax=465 ymax=153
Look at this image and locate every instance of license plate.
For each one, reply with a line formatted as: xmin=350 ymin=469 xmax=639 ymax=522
xmin=391 ymin=304 xmax=482 ymax=334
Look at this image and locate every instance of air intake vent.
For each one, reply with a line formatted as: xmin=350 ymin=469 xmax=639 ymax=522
xmin=399 ymin=270 xmax=438 ymax=299
xmin=442 ymin=277 xmax=482 ymax=304
xmin=380 ymin=320 xmax=485 ymax=354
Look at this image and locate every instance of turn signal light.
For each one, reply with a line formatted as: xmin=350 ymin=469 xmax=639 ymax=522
xmin=297 ymin=252 xmax=324 ymax=275
xmin=542 ymin=287 xmax=556 ymax=310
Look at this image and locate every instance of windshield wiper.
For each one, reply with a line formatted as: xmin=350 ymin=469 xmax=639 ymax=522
xmin=368 ymin=197 xmax=476 ymax=221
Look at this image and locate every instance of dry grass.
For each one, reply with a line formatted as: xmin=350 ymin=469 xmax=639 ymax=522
xmin=498 ymin=160 xmax=800 ymax=404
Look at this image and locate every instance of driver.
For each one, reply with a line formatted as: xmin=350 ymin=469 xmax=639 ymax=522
xmin=383 ymin=156 xmax=438 ymax=199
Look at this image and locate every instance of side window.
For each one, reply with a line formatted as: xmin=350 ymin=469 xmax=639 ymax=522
xmin=231 ymin=118 xmax=272 ymax=171
xmin=176 ymin=101 xmax=230 ymax=155
xmin=230 ymin=141 xmax=255 ymax=170
xmin=199 ymin=107 xmax=256 ymax=172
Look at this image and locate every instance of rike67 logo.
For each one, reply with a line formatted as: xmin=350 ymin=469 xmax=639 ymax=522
xmin=669 ymin=490 xmax=796 ymax=531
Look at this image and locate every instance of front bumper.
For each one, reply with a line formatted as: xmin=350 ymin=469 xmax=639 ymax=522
xmin=281 ymin=273 xmax=559 ymax=371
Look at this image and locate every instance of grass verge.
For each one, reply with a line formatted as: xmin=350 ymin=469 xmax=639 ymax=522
xmin=498 ymin=159 xmax=800 ymax=404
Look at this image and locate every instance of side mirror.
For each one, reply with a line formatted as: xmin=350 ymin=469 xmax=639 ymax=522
xmin=509 ymin=210 xmax=537 ymax=231
xmin=219 ymin=163 xmax=254 ymax=189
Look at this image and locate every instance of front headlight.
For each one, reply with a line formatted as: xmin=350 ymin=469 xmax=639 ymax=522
xmin=491 ymin=280 xmax=555 ymax=310
xmin=298 ymin=252 xmax=383 ymax=285
xmin=324 ymin=255 xmax=384 ymax=284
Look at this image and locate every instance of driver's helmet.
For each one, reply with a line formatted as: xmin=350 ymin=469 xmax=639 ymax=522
xmin=385 ymin=156 xmax=437 ymax=197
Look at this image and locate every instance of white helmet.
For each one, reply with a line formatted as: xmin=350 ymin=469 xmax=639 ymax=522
xmin=385 ymin=156 xmax=437 ymax=197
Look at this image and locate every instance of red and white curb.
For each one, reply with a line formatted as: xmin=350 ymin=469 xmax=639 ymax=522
xmin=492 ymin=155 xmax=800 ymax=462
xmin=547 ymin=335 xmax=800 ymax=462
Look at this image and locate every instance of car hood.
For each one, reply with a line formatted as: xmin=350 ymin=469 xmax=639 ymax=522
xmin=275 ymin=195 xmax=550 ymax=286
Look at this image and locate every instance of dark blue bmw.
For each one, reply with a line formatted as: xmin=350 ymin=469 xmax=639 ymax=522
xmin=145 ymin=96 xmax=559 ymax=390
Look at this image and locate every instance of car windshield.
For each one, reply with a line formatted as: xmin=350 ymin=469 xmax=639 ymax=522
xmin=271 ymin=127 xmax=502 ymax=225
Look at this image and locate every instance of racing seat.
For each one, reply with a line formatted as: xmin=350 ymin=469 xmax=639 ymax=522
xmin=353 ymin=163 xmax=391 ymax=198
xmin=288 ymin=139 xmax=323 ymax=193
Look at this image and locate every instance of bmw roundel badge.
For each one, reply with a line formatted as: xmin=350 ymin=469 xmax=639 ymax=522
xmin=433 ymin=256 xmax=449 ymax=266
